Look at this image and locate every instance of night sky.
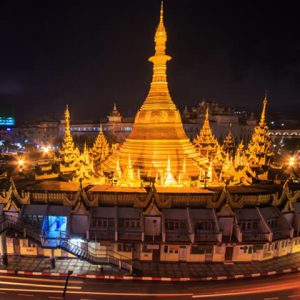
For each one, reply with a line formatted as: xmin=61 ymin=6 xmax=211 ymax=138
xmin=1 ymin=0 xmax=300 ymax=122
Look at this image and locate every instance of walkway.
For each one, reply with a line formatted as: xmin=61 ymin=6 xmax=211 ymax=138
xmin=2 ymin=252 xmax=300 ymax=280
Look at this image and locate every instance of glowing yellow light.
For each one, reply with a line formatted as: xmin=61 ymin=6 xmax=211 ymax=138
xmin=18 ymin=159 xmax=25 ymax=167
xmin=289 ymin=157 xmax=295 ymax=167
xmin=43 ymin=146 xmax=50 ymax=154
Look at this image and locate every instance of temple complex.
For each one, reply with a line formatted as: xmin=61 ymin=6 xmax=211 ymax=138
xmin=0 ymin=2 xmax=299 ymax=273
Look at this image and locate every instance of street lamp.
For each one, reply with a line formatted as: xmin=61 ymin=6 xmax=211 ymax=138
xmin=289 ymin=156 xmax=295 ymax=168
xmin=18 ymin=159 xmax=24 ymax=168
xmin=17 ymin=158 xmax=25 ymax=173
xmin=43 ymin=146 xmax=50 ymax=154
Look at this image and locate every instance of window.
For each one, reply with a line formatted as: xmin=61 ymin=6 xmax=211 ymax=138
xmin=166 ymin=220 xmax=187 ymax=231
xmin=91 ymin=218 xmax=114 ymax=229
xmin=191 ymin=245 xmax=212 ymax=255
xmin=195 ymin=221 xmax=214 ymax=231
xmin=119 ymin=218 xmax=141 ymax=230
xmin=267 ymin=218 xmax=278 ymax=228
xmin=118 ymin=243 xmax=132 ymax=252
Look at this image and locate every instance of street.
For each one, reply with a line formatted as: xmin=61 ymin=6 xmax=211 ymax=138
xmin=0 ymin=272 xmax=299 ymax=299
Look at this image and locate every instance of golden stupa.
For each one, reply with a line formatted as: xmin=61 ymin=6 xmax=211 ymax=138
xmin=103 ymin=3 xmax=207 ymax=179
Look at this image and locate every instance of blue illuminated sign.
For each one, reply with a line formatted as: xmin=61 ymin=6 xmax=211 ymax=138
xmin=0 ymin=117 xmax=15 ymax=126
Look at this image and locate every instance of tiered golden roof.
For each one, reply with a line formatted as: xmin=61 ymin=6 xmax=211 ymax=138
xmin=223 ymin=123 xmax=236 ymax=154
xmin=60 ymin=105 xmax=80 ymax=164
xmin=193 ymin=108 xmax=220 ymax=157
xmin=103 ymin=2 xmax=207 ymax=179
xmin=90 ymin=124 xmax=110 ymax=167
xmin=246 ymin=94 xmax=273 ymax=167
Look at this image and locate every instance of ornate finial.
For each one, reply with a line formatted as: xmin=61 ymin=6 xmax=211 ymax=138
xmin=259 ymin=93 xmax=268 ymax=126
xmin=160 ymin=1 xmax=164 ymax=22
xmin=205 ymin=106 xmax=209 ymax=121
xmin=65 ymin=104 xmax=70 ymax=119
xmin=99 ymin=123 xmax=103 ymax=132
xmin=113 ymin=103 xmax=117 ymax=111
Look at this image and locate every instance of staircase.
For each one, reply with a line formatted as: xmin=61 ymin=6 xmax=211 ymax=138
xmin=0 ymin=215 xmax=133 ymax=273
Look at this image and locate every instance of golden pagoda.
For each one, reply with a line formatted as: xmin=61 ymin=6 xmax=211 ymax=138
xmin=90 ymin=124 xmax=110 ymax=168
xmin=246 ymin=94 xmax=273 ymax=167
xmin=103 ymin=2 xmax=207 ymax=180
xmin=60 ymin=105 xmax=80 ymax=165
xmin=73 ymin=143 xmax=105 ymax=185
xmin=222 ymin=123 xmax=236 ymax=155
xmin=194 ymin=107 xmax=220 ymax=157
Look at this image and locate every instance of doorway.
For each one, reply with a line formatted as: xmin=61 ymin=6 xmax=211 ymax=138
xmin=144 ymin=216 xmax=161 ymax=241
xmin=225 ymin=246 xmax=233 ymax=261
xmin=179 ymin=246 xmax=188 ymax=261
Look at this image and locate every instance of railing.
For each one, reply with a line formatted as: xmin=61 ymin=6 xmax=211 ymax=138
xmin=0 ymin=215 xmax=133 ymax=273
xmin=89 ymin=229 xmax=115 ymax=240
xmin=118 ymin=230 xmax=143 ymax=241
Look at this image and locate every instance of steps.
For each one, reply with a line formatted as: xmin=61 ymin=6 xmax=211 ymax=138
xmin=0 ymin=215 xmax=133 ymax=273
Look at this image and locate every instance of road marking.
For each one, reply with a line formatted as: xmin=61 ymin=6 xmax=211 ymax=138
xmin=80 ymin=298 xmax=97 ymax=300
xmin=18 ymin=294 xmax=34 ymax=297
xmin=264 ymin=298 xmax=279 ymax=300
xmin=288 ymin=295 xmax=300 ymax=298
xmin=48 ymin=297 xmax=63 ymax=299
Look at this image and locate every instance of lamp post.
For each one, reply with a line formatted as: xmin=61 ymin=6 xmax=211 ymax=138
xmin=63 ymin=270 xmax=73 ymax=297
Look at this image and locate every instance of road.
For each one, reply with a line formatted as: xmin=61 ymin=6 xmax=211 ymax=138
xmin=0 ymin=272 xmax=299 ymax=299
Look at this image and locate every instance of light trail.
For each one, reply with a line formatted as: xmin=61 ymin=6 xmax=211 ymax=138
xmin=0 ymin=280 xmax=82 ymax=290
xmin=0 ymin=287 xmax=193 ymax=297
xmin=192 ymin=279 xmax=300 ymax=298
xmin=0 ymin=275 xmax=83 ymax=284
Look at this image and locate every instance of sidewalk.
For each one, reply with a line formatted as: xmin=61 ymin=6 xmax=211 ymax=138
xmin=135 ymin=252 xmax=300 ymax=278
xmin=1 ymin=253 xmax=300 ymax=280
xmin=1 ymin=256 xmax=126 ymax=276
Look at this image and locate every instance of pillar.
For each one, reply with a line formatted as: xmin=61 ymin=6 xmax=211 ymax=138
xmin=0 ymin=233 xmax=8 ymax=267
xmin=50 ymin=248 xmax=56 ymax=269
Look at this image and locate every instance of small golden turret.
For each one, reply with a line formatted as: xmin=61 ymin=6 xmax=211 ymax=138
xmin=246 ymin=94 xmax=273 ymax=167
xmin=194 ymin=107 xmax=220 ymax=157
xmin=60 ymin=105 xmax=80 ymax=164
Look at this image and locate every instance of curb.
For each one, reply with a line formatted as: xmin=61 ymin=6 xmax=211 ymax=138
xmin=0 ymin=267 xmax=300 ymax=281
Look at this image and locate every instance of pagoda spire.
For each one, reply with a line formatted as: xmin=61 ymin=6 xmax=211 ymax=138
xmin=223 ymin=123 xmax=236 ymax=154
xmin=91 ymin=122 xmax=110 ymax=167
xmin=194 ymin=107 xmax=220 ymax=157
xmin=60 ymin=105 xmax=79 ymax=164
xmin=246 ymin=94 xmax=273 ymax=167
xmin=141 ymin=1 xmax=175 ymax=110
xmin=259 ymin=92 xmax=268 ymax=126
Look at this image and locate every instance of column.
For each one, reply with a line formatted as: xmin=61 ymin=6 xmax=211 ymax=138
xmin=50 ymin=248 xmax=55 ymax=269
xmin=0 ymin=233 xmax=8 ymax=267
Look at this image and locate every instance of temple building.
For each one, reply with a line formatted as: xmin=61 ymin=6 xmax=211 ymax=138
xmin=0 ymin=2 xmax=299 ymax=274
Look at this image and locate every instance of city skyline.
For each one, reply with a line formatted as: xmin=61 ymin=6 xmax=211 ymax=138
xmin=1 ymin=0 xmax=299 ymax=121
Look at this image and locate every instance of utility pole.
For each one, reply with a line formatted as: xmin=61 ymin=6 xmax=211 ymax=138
xmin=63 ymin=270 xmax=73 ymax=297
